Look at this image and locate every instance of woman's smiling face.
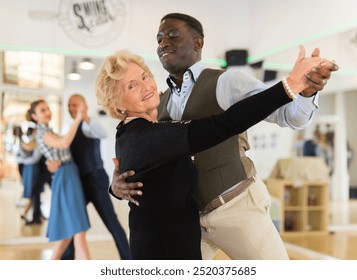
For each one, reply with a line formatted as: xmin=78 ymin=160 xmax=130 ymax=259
xmin=31 ymin=101 xmax=52 ymax=125
xmin=119 ymin=62 xmax=160 ymax=116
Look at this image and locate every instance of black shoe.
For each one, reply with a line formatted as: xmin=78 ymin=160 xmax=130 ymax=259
xmin=25 ymin=219 xmax=42 ymax=225
xmin=20 ymin=215 xmax=30 ymax=223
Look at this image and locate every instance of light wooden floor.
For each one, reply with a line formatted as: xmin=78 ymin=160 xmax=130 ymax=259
xmin=1 ymin=178 xmax=357 ymax=260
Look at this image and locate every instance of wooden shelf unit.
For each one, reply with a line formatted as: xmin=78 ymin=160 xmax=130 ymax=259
xmin=266 ymin=178 xmax=329 ymax=237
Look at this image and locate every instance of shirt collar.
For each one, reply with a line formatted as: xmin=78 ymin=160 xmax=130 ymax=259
xmin=37 ymin=123 xmax=49 ymax=129
xmin=166 ymin=61 xmax=204 ymax=91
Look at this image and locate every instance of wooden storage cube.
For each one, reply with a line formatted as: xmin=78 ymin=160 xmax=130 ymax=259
xmin=307 ymin=210 xmax=326 ymax=231
xmin=284 ymin=211 xmax=304 ymax=232
xmin=284 ymin=185 xmax=304 ymax=207
xmin=307 ymin=184 xmax=326 ymax=206
xmin=266 ymin=166 xmax=329 ymax=235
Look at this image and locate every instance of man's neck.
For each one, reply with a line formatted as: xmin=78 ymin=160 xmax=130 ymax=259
xmin=169 ymin=73 xmax=184 ymax=88
xmin=168 ymin=60 xmax=203 ymax=89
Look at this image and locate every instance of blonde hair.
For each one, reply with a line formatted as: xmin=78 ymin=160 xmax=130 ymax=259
xmin=96 ymin=50 xmax=154 ymax=120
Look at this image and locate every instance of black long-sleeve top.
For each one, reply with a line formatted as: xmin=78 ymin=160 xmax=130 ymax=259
xmin=115 ymin=81 xmax=291 ymax=227
xmin=116 ymin=82 xmax=290 ymax=177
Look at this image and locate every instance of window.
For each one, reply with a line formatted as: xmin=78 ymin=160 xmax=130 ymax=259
xmin=2 ymin=51 xmax=64 ymax=90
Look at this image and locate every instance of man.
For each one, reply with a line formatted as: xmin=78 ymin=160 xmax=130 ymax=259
xmin=61 ymin=94 xmax=131 ymax=260
xmin=111 ymin=13 xmax=339 ymax=259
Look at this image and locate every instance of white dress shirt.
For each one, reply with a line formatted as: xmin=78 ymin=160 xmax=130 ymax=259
xmin=81 ymin=118 xmax=107 ymax=139
xmin=166 ymin=61 xmax=319 ymax=129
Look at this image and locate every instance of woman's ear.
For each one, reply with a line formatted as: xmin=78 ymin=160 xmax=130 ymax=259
xmin=30 ymin=113 xmax=38 ymax=122
xmin=115 ymin=107 xmax=127 ymax=115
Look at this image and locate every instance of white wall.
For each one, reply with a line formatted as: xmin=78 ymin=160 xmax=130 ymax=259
xmin=246 ymin=122 xmax=296 ymax=180
xmin=3 ymin=0 xmax=356 ymax=64
xmin=1 ymin=0 xmax=357 ymax=185
xmin=309 ymin=91 xmax=357 ymax=187
xmin=0 ymin=0 xmax=252 ymax=58
xmin=248 ymin=0 xmax=357 ymax=57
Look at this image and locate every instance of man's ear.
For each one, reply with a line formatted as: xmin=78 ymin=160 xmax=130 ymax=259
xmin=194 ymin=36 xmax=204 ymax=51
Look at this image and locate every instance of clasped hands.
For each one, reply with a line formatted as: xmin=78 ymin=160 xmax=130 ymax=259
xmin=297 ymin=46 xmax=339 ymax=96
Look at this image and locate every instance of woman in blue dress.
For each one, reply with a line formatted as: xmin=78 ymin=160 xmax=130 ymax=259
xmin=27 ymin=99 xmax=91 ymax=260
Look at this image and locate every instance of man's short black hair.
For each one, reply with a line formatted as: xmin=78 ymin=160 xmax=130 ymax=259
xmin=161 ymin=13 xmax=204 ymax=37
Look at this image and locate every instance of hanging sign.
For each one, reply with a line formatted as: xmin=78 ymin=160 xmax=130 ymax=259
xmin=58 ymin=0 xmax=126 ymax=47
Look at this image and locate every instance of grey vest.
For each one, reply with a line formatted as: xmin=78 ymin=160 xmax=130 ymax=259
xmin=158 ymin=69 xmax=256 ymax=210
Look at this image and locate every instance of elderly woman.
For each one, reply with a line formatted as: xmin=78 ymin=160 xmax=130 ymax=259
xmin=96 ymin=49 xmax=328 ymax=260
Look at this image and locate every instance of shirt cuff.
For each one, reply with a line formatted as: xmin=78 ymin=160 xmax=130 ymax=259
xmin=296 ymin=92 xmax=319 ymax=110
xmin=82 ymin=118 xmax=108 ymax=139
xmin=108 ymin=185 xmax=122 ymax=200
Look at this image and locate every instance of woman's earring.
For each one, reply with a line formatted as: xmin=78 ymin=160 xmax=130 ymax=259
xmin=116 ymin=107 xmax=126 ymax=116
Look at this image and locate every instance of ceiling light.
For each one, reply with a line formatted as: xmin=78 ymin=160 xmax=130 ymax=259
xmin=78 ymin=58 xmax=95 ymax=70
xmin=67 ymin=61 xmax=81 ymax=80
